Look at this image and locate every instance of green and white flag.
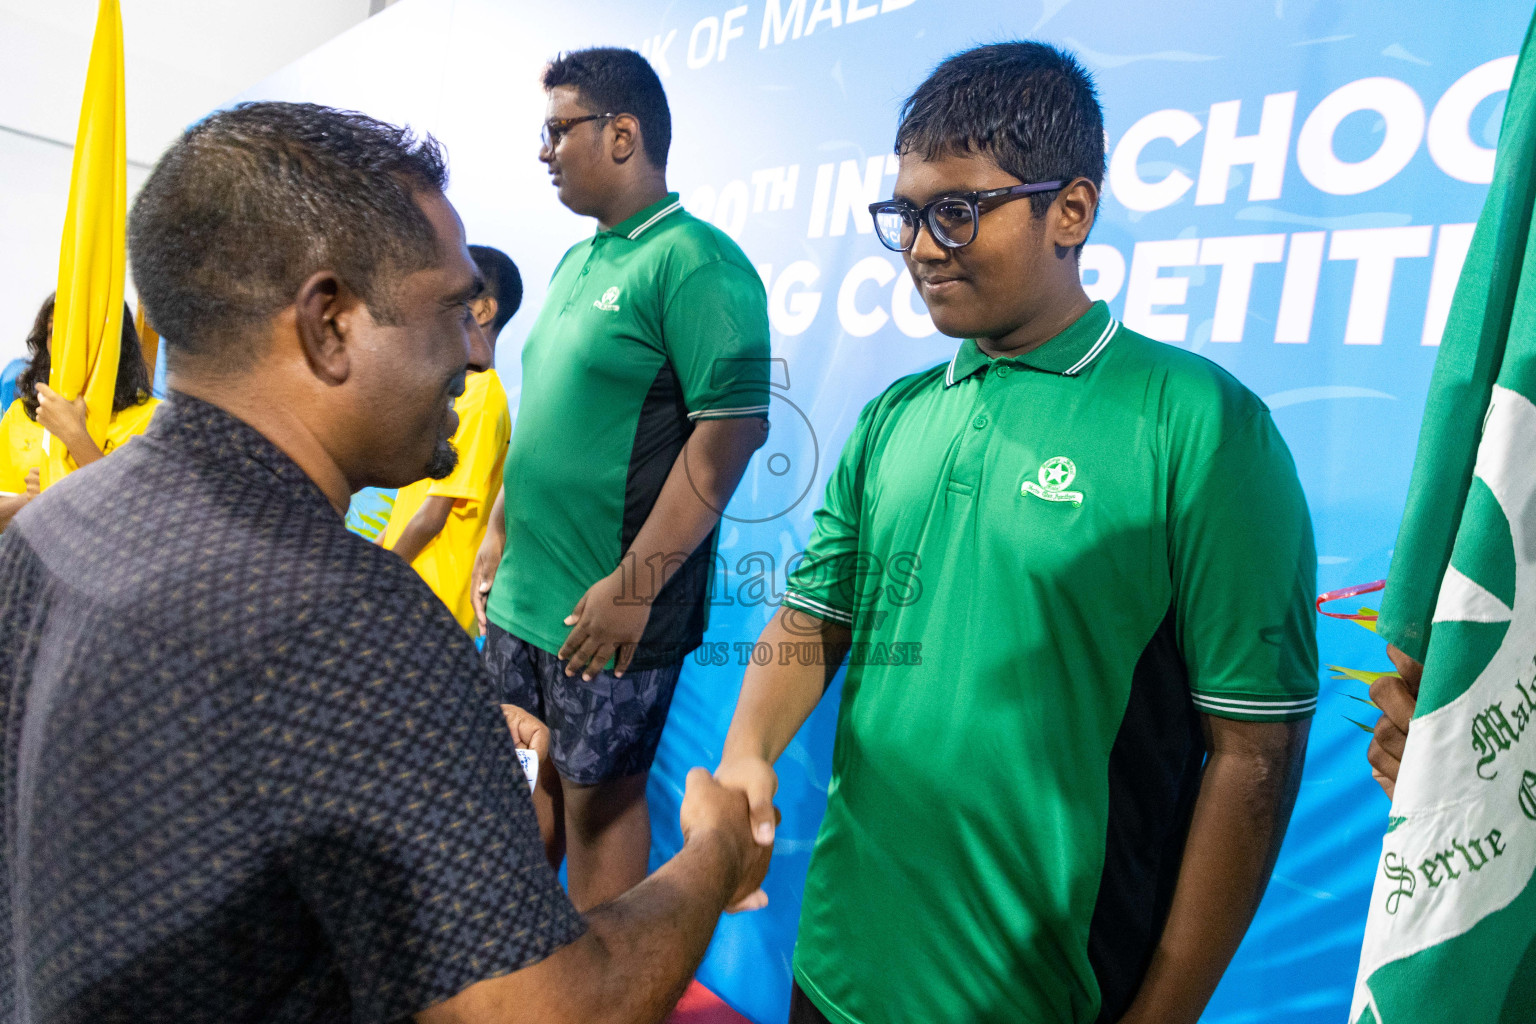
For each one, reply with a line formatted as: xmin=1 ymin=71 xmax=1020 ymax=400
xmin=1352 ymin=14 xmax=1536 ymax=1024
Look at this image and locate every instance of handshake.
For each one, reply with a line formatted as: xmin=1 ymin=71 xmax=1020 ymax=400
xmin=502 ymin=703 xmax=778 ymax=914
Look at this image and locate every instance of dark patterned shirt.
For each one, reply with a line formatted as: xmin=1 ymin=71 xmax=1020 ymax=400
xmin=0 ymin=394 xmax=585 ymax=1024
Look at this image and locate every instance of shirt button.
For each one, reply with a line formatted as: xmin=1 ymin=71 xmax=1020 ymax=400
xmin=973 ymin=414 xmax=988 ymax=430
xmin=581 ymin=266 xmax=590 ymax=275
xmin=995 ymin=365 xmax=1010 ymax=377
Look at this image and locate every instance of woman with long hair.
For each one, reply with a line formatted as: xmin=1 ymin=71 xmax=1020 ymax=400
xmin=0 ymin=293 xmax=159 ymax=530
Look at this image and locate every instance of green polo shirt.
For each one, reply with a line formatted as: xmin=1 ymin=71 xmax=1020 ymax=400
xmin=488 ymin=194 xmax=769 ymax=668
xmin=785 ymin=301 xmax=1317 ymax=1024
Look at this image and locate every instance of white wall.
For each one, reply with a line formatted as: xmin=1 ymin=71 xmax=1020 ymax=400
xmin=0 ymin=0 xmax=381 ymax=368
xmin=0 ymin=133 xmax=151 ymax=368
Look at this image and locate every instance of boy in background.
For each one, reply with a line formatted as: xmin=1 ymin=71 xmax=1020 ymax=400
xmin=382 ymin=244 xmax=520 ymax=632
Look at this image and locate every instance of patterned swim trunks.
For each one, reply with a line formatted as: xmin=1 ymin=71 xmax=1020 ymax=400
xmin=482 ymin=623 xmax=683 ymax=786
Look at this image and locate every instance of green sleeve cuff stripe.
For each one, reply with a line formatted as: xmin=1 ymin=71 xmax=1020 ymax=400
xmin=1196 ymin=706 xmax=1317 ymax=722
xmin=782 ymin=590 xmax=854 ymax=625
xmin=1191 ymin=693 xmax=1317 ymax=716
xmin=1192 ymin=692 xmax=1318 ymax=709
xmin=688 ymin=405 xmax=770 ymax=421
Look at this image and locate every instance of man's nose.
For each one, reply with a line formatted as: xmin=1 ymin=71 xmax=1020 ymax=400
xmin=467 ymin=319 xmax=493 ymax=372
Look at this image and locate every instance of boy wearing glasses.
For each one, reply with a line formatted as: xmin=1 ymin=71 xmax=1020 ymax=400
xmin=715 ymin=42 xmax=1317 ymax=1024
xmin=476 ymin=47 xmax=769 ymax=910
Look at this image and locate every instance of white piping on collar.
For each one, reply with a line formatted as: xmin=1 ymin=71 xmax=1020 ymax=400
xmin=627 ymin=199 xmax=683 ymax=240
xmin=945 ymin=316 xmax=1118 ymax=386
xmin=1063 ymin=319 xmax=1118 ymax=377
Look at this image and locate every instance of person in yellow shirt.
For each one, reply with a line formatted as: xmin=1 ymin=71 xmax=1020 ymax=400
xmin=381 ymin=245 xmax=520 ymax=631
xmin=0 ymin=293 xmax=158 ymax=530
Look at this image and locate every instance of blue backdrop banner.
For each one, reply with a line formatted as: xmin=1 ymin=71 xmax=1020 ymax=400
xmin=242 ymin=2 xmax=1530 ymax=1020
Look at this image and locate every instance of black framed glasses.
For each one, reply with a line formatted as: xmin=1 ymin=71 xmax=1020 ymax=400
xmin=867 ymin=180 xmax=1067 ymax=252
xmin=540 ymin=112 xmax=618 ymax=150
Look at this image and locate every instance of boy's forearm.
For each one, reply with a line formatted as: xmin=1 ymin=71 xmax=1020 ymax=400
xmin=624 ymin=417 xmax=763 ymax=596
xmin=0 ymin=493 xmax=29 ymax=531
xmin=1118 ymin=717 xmax=1308 ymax=1024
xmin=486 ymin=484 xmax=506 ymax=541
xmin=722 ymin=608 xmax=850 ymax=766
xmin=389 ymin=495 xmax=454 ymax=563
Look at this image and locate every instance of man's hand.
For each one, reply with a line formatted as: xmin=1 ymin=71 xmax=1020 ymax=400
xmin=559 ymin=568 xmax=649 ymax=680
xmin=679 ymin=767 xmax=773 ymax=911
xmin=1368 ymin=644 xmax=1423 ymax=799
xmin=713 ymin=755 xmax=779 ymax=913
xmin=35 ymin=384 xmax=99 ymax=462
xmin=418 ymin=765 xmax=776 ymax=1024
xmin=472 ymin=530 xmax=503 ymax=637
xmin=501 ymin=703 xmax=550 ymax=761
xmin=23 ymin=467 xmax=39 ymax=497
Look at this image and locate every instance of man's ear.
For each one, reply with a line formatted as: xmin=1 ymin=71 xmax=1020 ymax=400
xmin=294 ymin=270 xmax=359 ymax=386
xmin=609 ymin=113 xmax=642 ymax=165
xmin=1050 ymin=178 xmax=1100 ymax=252
xmin=472 ymin=293 xmax=499 ymax=333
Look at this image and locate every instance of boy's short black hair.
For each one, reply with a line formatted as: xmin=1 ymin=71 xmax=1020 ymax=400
xmin=469 ymin=245 xmax=522 ymax=336
xmin=542 ymin=48 xmax=671 ymax=169
xmin=896 ymin=42 xmax=1105 ymax=218
xmin=128 ymin=101 xmax=448 ymax=368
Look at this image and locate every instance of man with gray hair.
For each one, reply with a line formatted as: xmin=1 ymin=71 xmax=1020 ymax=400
xmin=0 ymin=101 xmax=766 ymax=1024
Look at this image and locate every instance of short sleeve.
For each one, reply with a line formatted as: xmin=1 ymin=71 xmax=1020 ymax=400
xmin=253 ymin=570 xmax=584 ymax=1022
xmin=0 ymin=401 xmax=32 ymax=493
xmin=427 ymin=373 xmax=510 ymax=502
xmin=662 ymin=260 xmax=770 ymax=421
xmin=103 ymin=397 xmax=159 ymax=454
xmin=782 ymin=400 xmax=880 ymax=628
xmin=1170 ymin=408 xmax=1319 ymax=721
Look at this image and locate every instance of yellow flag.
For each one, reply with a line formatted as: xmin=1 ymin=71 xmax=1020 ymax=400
xmin=42 ymin=0 xmax=127 ymax=489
